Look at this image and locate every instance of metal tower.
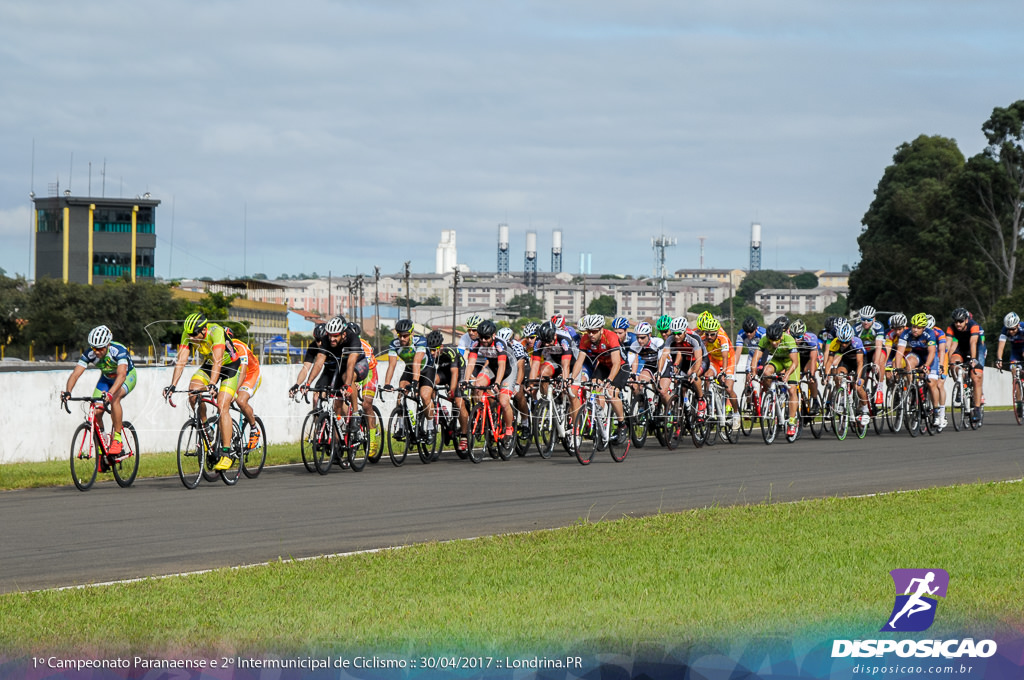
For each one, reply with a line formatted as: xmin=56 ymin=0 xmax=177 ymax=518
xmin=749 ymin=222 xmax=762 ymax=271
xmin=497 ymin=223 xmax=510 ymax=275
xmin=651 ymin=234 xmax=677 ymax=317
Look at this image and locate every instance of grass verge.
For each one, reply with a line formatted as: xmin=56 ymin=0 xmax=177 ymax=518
xmin=1 ymin=481 xmax=1021 ymax=655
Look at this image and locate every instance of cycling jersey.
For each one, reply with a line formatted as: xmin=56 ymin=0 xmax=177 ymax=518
xmin=230 ymin=338 xmax=262 ymax=397
xmin=78 ymin=341 xmax=134 ymax=377
xmin=828 ymin=337 xmax=866 ymax=373
xmin=468 ymin=338 xmax=517 ymax=388
xmin=388 ymin=335 xmax=431 ymax=368
xmin=945 ymin=319 xmax=982 ymax=361
xmin=792 ymin=331 xmax=819 ymax=366
xmin=897 ymin=328 xmax=936 ymax=358
xmin=735 ymin=327 xmax=766 ymax=370
xmin=180 ymin=323 xmax=240 ymax=366
xmin=702 ymin=329 xmax=733 ymax=372
xmin=757 ymin=333 xmax=800 ymax=375
xmin=857 ymin=320 xmax=886 ymax=347
xmin=999 ymin=323 xmax=1024 ymax=361
xmin=531 ymin=331 xmax=578 ymax=367
xmin=578 ymin=329 xmax=621 ymax=369
xmin=628 ymin=336 xmax=664 ymax=373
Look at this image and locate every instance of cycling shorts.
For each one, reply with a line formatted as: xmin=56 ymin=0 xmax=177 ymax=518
xmin=92 ymin=368 xmax=138 ymax=399
xmin=358 ymin=365 xmax=378 ymax=400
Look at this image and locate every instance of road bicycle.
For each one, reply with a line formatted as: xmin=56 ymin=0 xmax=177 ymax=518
xmin=383 ymin=384 xmax=440 ymax=465
xmin=527 ymin=377 xmax=575 ymax=459
xmin=299 ymin=386 xmax=370 ymax=474
xmin=798 ymin=370 xmax=824 ymax=439
xmin=462 ymin=381 xmax=515 ymax=463
xmin=572 ymin=380 xmax=629 ymax=465
xmin=999 ymin=361 xmax=1024 ymax=426
xmin=169 ymin=388 xmax=244 ymax=488
xmin=626 ymin=377 xmax=660 ymax=449
xmin=950 ymin=361 xmax=982 ymax=431
xmin=701 ymin=373 xmax=738 ymax=446
xmin=62 ymin=395 xmax=139 ymax=491
xmin=884 ymin=366 xmax=907 ymax=434
xmin=758 ymin=375 xmax=801 ymax=444
xmin=431 ymin=385 xmax=463 ymax=459
xmin=900 ymin=369 xmax=934 ymax=438
xmin=662 ymin=373 xmax=707 ymax=449
xmin=737 ymin=369 xmax=763 ymax=437
xmin=862 ymin=363 xmax=886 ymax=436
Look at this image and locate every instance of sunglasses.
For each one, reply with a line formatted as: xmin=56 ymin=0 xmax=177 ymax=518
xmin=637 ymin=334 xmax=649 ymax=340
xmin=398 ymin=333 xmax=411 ymax=338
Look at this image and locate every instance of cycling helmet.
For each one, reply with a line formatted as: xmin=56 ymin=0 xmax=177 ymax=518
xmin=889 ymin=313 xmax=907 ymax=329
xmin=765 ymin=322 xmax=784 ymax=341
xmin=538 ymin=321 xmax=556 ymax=343
xmin=741 ymin=316 xmax=758 ymax=334
xmin=910 ymin=313 xmax=928 ymax=328
xmin=465 ymin=314 xmax=483 ymax=330
xmin=183 ymin=312 xmax=208 ymax=335
xmin=773 ymin=315 xmax=790 ymax=331
xmin=312 ymin=323 xmax=327 ymax=342
xmin=395 ymin=318 xmax=414 ymax=334
xmin=656 ymin=315 xmax=673 ymax=332
xmin=859 ymin=305 xmax=876 ymax=321
xmin=550 ymin=314 xmax=566 ymax=329
xmin=1004 ymin=312 xmax=1020 ymax=328
xmin=87 ymin=325 xmax=112 ymax=348
xmin=951 ymin=307 xmax=970 ymax=323
xmin=788 ymin=319 xmax=806 ymax=337
xmin=477 ymin=320 xmax=497 ymax=339
xmin=425 ymin=330 xmax=445 ymax=348
xmin=496 ymin=327 xmax=514 ymax=342
xmin=669 ymin=316 xmax=688 ymax=333
xmin=324 ymin=316 xmax=346 ymax=334
xmin=611 ymin=316 xmax=630 ymax=330
xmin=587 ymin=314 xmax=606 ymax=331
xmin=924 ymin=314 xmax=936 ymax=330
xmin=695 ymin=311 xmax=717 ymax=332
xmin=635 ymin=321 xmax=652 ymax=335
xmin=836 ymin=323 xmax=855 ymax=343
xmin=824 ymin=316 xmax=839 ymax=334
xmin=521 ymin=322 xmax=539 ymax=338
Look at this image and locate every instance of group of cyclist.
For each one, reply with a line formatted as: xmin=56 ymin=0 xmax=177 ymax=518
xmin=60 ymin=301 xmax=1013 ymax=473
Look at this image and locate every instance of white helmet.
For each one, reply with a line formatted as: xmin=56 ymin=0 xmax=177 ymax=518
xmin=1005 ymin=312 xmax=1020 ymax=328
xmin=859 ymin=305 xmax=876 ymax=320
xmin=88 ymin=325 xmax=112 ymax=348
xmin=669 ymin=317 xmax=688 ymax=333
xmin=324 ymin=316 xmax=346 ymax=334
xmin=496 ymin=327 xmax=514 ymax=342
xmin=924 ymin=314 xmax=936 ymax=330
xmin=635 ymin=321 xmax=652 ymax=335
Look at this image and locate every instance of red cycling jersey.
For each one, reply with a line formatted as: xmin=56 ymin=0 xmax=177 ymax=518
xmin=578 ymin=329 xmax=621 ymax=369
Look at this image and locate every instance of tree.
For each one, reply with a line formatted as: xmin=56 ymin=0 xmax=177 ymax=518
xmin=421 ymin=295 xmax=442 ymax=306
xmin=587 ymin=295 xmax=617 ymax=316
xmin=825 ymin=294 xmax=848 ymax=316
xmin=506 ymin=293 xmax=545 ymax=318
xmin=791 ymin=272 xmax=819 ymax=289
xmin=736 ymin=270 xmax=793 ymax=303
xmin=0 ymin=273 xmax=27 ymax=345
xmin=688 ymin=303 xmax=717 ymax=315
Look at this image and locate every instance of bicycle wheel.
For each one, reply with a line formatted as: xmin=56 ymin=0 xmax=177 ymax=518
xmin=300 ymin=411 xmax=318 ymax=472
xmin=664 ymin=399 xmax=682 ymax=450
xmin=760 ymin=390 xmax=778 ymax=445
xmin=608 ymin=415 xmax=630 ymax=463
xmin=832 ymin=388 xmax=848 ymax=441
xmin=111 ymin=421 xmax=140 ymax=488
xmin=852 ymin=401 xmax=868 ymax=440
xmin=387 ymin=408 xmax=410 ymax=467
xmin=1014 ymin=379 xmax=1024 ymax=425
xmin=514 ymin=406 xmax=532 ymax=457
xmin=220 ymin=419 xmax=244 ymax=485
xmin=702 ymin=390 xmax=719 ymax=447
xmin=366 ymin=405 xmax=384 ymax=463
xmin=807 ymin=393 xmax=823 ymax=439
xmin=495 ymin=417 xmax=515 ymax=461
xmin=951 ymin=382 xmax=965 ymax=432
xmin=176 ymin=419 xmax=205 ymax=489
xmin=70 ymin=423 xmax=99 ymax=491
xmin=347 ymin=416 xmax=369 ymax=472
xmin=466 ymin=403 xmax=487 ymax=464
xmin=241 ymin=416 xmax=267 ymax=478
xmin=887 ymin=384 xmax=904 ymax=433
xmin=418 ymin=409 xmax=439 ymax=464
xmin=904 ymin=387 xmax=920 ymax=437
xmin=629 ymin=397 xmax=649 ymax=448
xmin=820 ymin=383 xmax=835 ymax=435
xmin=574 ymin=408 xmax=594 ymax=465
xmin=739 ymin=388 xmax=755 ymax=436
xmin=532 ymin=398 xmax=555 ymax=458
xmin=313 ymin=414 xmax=335 ymax=474
xmin=201 ymin=416 xmax=222 ymax=483
xmin=592 ymin=404 xmax=608 ymax=452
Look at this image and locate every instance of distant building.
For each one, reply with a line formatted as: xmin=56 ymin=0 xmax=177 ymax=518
xmin=754 ymin=286 xmax=843 ymax=316
xmin=172 ymin=289 xmax=288 ymax=347
xmin=33 ymin=194 xmax=160 ymax=284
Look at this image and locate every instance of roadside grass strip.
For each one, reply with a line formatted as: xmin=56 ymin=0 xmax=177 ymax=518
xmin=1 ymin=481 xmax=1021 ymax=655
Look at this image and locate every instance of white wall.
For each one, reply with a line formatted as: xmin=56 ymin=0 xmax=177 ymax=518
xmin=0 ymin=364 xmax=401 ymax=465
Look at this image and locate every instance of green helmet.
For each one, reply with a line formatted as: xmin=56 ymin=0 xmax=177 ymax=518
xmin=183 ymin=312 xmax=208 ymax=335
xmin=655 ymin=314 xmax=672 ymax=332
xmin=465 ymin=314 xmax=483 ymax=330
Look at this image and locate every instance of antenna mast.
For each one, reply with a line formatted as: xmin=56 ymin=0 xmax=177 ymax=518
xmin=651 ymin=233 xmax=677 ymax=317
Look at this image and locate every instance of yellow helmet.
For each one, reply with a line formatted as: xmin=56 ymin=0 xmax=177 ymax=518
xmin=696 ymin=311 xmax=719 ymax=333
xmin=910 ymin=313 xmax=929 ymax=328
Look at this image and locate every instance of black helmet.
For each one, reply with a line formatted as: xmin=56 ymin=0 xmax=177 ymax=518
xmin=426 ymin=330 xmax=445 ymax=348
xmin=951 ymin=307 xmax=970 ymax=323
xmin=824 ymin=316 xmax=838 ymax=334
xmin=346 ymin=321 xmax=361 ymax=337
xmin=395 ymin=319 xmax=414 ymax=334
xmin=773 ymin=315 xmax=790 ymax=331
xmin=765 ymin=322 xmax=784 ymax=341
xmin=477 ymin=320 xmax=497 ymax=338
xmin=538 ymin=320 xmax=556 ymax=343
xmin=742 ymin=316 xmax=758 ymax=334
xmin=313 ymin=323 xmax=327 ymax=342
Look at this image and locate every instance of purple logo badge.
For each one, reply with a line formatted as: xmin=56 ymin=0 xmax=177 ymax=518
xmin=881 ymin=569 xmax=949 ymax=632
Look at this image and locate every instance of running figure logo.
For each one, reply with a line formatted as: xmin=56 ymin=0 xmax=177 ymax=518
xmin=881 ymin=569 xmax=949 ymax=632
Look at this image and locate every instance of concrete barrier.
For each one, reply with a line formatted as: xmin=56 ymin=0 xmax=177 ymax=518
xmin=0 ymin=364 xmax=1012 ymax=464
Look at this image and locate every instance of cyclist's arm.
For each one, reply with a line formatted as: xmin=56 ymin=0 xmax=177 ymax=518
xmin=65 ymin=364 xmax=87 ymax=394
xmin=997 ymin=339 xmax=1006 ymax=364
xmin=169 ymin=345 xmax=192 ymax=387
xmin=293 ymin=360 xmax=314 ymax=387
xmin=308 ymin=353 xmax=327 ymax=387
xmin=570 ymin=352 xmax=585 ymax=381
xmin=208 ymin=344 xmax=224 ymax=385
xmin=606 ymin=350 xmax=622 ymax=383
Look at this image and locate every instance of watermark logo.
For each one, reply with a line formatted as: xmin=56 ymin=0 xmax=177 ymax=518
xmin=881 ymin=569 xmax=949 ymax=632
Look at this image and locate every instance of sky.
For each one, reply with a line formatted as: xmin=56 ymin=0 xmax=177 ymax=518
xmin=1 ymin=1 xmax=1022 ymax=282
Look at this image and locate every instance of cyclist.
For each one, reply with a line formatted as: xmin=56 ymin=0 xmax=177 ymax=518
xmin=289 ymin=322 xmax=327 ymax=402
xmin=497 ymin=326 xmax=531 ymax=423
xmin=61 ymin=325 xmax=137 ymax=457
xmin=305 ymin=315 xmax=369 ymax=437
xmin=734 ymin=316 xmax=767 ymax=376
xmin=383 ymin=319 xmax=436 ymax=436
xmin=995 ymin=312 xmax=1024 ymax=372
xmin=529 ymin=320 xmax=581 ymax=421
xmin=696 ymin=311 xmax=739 ymax=427
xmin=458 ymin=314 xmax=483 ymax=356
xmin=856 ymin=305 xmax=887 ymax=383
xmin=655 ymin=314 xmax=674 ymax=343
xmin=895 ymin=313 xmax=942 ymax=428
xmin=572 ymin=314 xmax=628 ymax=443
xmin=353 ymin=323 xmax=380 ymax=451
xmin=788 ymin=319 xmax=820 ymax=412
xmin=945 ymin=307 xmax=984 ymax=423
xmin=163 ymin=312 xmax=243 ymax=471
xmin=824 ymin=321 xmax=871 ymax=427
xmin=427 ymin=330 xmax=469 ymax=452
xmin=883 ymin=313 xmax=908 ymax=385
xmin=749 ymin=321 xmax=800 ymax=437
xmin=611 ymin=317 xmax=636 ymax=359
xmin=551 ymin=313 xmax=581 ymax=345
xmin=925 ymin=314 xmax=949 ymax=422
xmin=658 ymin=316 xmax=707 ymax=416
xmin=465 ymin=319 xmax=517 ymax=439
xmin=520 ymin=322 xmax=540 ymax=360
xmin=224 ymin=326 xmax=262 ymax=450
xmin=627 ymin=321 xmax=664 ymax=394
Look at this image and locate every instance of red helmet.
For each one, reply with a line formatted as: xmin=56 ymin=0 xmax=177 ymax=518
xmin=550 ymin=314 xmax=566 ymax=329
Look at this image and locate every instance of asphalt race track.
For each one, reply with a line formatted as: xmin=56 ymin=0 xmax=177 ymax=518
xmin=2 ymin=413 xmax=1022 ymax=594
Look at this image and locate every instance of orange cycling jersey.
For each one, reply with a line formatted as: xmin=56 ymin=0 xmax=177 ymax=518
xmin=231 ymin=338 xmax=261 ymax=394
xmin=360 ymin=338 xmax=377 ymax=371
xmin=704 ymin=329 xmax=733 ymax=371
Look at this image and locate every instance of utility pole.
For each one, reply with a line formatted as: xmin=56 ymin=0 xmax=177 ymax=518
xmin=403 ymin=261 xmax=411 ymax=321
xmin=652 ymin=234 xmax=677 ymax=317
xmin=356 ymin=274 xmax=364 ymax=335
xmin=373 ymin=266 xmax=381 ymax=354
xmin=452 ymin=267 xmax=461 ymax=344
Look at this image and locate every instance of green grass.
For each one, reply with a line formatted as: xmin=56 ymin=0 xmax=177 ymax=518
xmin=1 ymin=481 xmax=1021 ymax=655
